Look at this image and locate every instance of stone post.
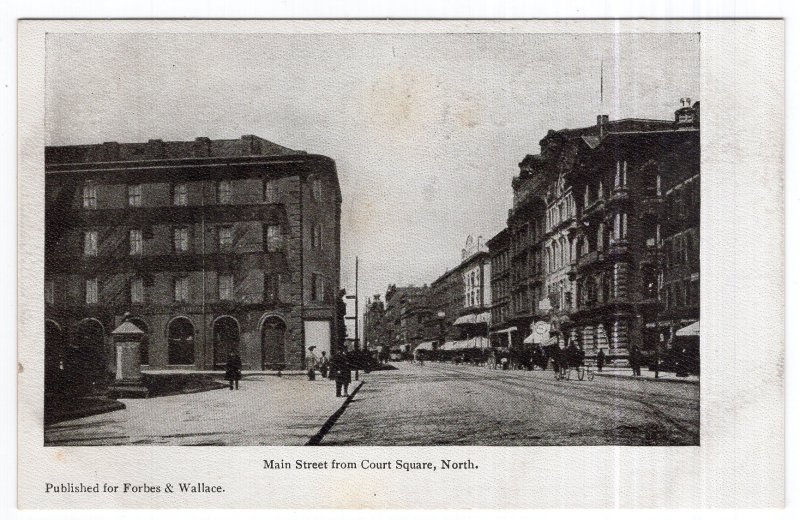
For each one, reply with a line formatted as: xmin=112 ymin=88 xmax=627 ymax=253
xmin=108 ymin=321 xmax=149 ymax=398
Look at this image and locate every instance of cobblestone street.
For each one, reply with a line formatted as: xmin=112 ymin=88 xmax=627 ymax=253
xmin=45 ymin=374 xmax=347 ymax=446
xmin=322 ymin=362 xmax=700 ymax=446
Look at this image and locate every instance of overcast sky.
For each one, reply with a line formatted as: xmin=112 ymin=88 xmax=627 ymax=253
xmin=46 ymin=32 xmax=700 ymax=334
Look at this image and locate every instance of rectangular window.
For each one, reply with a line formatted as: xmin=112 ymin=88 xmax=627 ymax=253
xmin=129 ymin=229 xmax=143 ymax=255
xmin=218 ymin=226 xmax=233 ymax=251
xmin=312 ymin=223 xmax=323 ymax=250
xmin=86 ymin=278 xmax=98 ymax=304
xmin=217 ymin=180 xmax=232 ymax=204
xmin=173 ymin=276 xmax=189 ymax=303
xmin=621 ymin=213 xmax=628 ymax=238
xmin=311 ymin=273 xmax=326 ymax=302
xmin=264 ymin=180 xmax=278 ymax=203
xmin=265 ymin=224 xmax=283 ymax=252
xmin=82 ymin=184 xmax=97 ymax=209
xmin=622 ymin=160 xmax=628 ymax=186
xmin=173 ymin=183 xmax=188 ymax=206
xmin=312 ymin=178 xmax=323 ymax=201
xmin=264 ymin=273 xmax=280 ymax=302
xmin=218 ymin=274 xmax=233 ymax=301
xmin=130 ymin=277 xmax=144 ymax=304
xmin=174 ymin=227 xmax=189 ymax=253
xmin=84 ymin=230 xmax=98 ymax=256
xmin=45 ymin=279 xmax=54 ymax=305
xmin=128 ymin=184 xmax=142 ymax=207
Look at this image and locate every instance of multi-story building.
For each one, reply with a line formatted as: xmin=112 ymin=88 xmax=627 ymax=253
xmin=363 ymin=284 xmax=431 ymax=357
xmin=44 ymin=135 xmax=342 ymax=391
xmin=498 ymin=155 xmax=549 ymax=352
xmin=568 ymin=102 xmax=700 ymax=365
xmin=363 ymin=294 xmax=387 ymax=350
xmin=541 ymin=138 xmax=580 ymax=347
xmin=427 ymin=235 xmax=492 ymax=352
xmin=492 ymin=100 xmax=700 ymax=368
xmin=486 ymin=228 xmax=512 ymax=348
xmin=654 ymin=101 xmax=701 ymax=364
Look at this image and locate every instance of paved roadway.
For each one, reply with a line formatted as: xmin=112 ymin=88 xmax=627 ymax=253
xmin=322 ymin=361 xmax=699 ymax=446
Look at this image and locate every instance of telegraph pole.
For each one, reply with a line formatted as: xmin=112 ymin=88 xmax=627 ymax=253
xmin=355 ymin=256 xmax=359 ymax=350
xmin=345 ymin=256 xmax=360 ymax=379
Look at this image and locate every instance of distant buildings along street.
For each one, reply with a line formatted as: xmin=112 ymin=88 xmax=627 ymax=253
xmin=366 ymin=100 xmax=700 ymax=370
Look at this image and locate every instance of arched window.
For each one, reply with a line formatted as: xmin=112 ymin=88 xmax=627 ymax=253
xmin=167 ymin=317 xmax=195 ymax=365
xmin=71 ymin=318 xmax=106 ymax=387
xmin=213 ymin=316 xmax=240 ymax=368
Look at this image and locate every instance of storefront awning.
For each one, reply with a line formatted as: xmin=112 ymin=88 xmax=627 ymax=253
xmin=675 ymin=321 xmax=700 ymax=337
xmin=414 ymin=341 xmax=436 ymax=352
xmin=492 ymin=326 xmax=518 ymax=335
xmin=453 ymin=312 xmax=490 ymax=326
xmin=440 ymin=337 xmax=489 ymax=351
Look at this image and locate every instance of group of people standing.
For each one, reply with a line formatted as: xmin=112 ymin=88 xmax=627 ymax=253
xmin=222 ymin=346 xmax=355 ymax=397
xmin=306 ymin=346 xmax=353 ymax=397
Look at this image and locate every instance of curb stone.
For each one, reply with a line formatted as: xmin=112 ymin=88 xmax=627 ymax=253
xmin=305 ymin=381 xmax=365 ymax=445
xmin=593 ymin=372 xmax=699 ymax=385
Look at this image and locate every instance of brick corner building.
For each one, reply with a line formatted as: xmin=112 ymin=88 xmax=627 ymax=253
xmin=44 ymin=135 xmax=342 ymax=393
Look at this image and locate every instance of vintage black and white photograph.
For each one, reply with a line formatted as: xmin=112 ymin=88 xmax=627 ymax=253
xmin=41 ymin=31 xmax=702 ymax=447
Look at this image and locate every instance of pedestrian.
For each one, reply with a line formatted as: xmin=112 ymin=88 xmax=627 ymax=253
xmin=225 ymin=350 xmax=242 ymax=390
xmin=330 ymin=350 xmax=352 ymax=397
xmin=565 ymin=340 xmax=580 ymax=369
xmin=319 ymin=351 xmax=329 ymax=378
xmin=629 ymin=345 xmax=642 ymax=376
xmin=306 ymin=346 xmax=318 ymax=381
xmin=596 ymin=348 xmax=606 ymax=372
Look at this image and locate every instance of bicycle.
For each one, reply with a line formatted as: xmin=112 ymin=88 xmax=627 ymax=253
xmin=553 ymin=365 xmax=568 ymax=381
xmin=578 ymin=363 xmax=595 ymax=381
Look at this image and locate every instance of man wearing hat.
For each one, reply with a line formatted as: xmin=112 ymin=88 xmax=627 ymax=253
xmin=306 ymin=346 xmax=318 ymax=381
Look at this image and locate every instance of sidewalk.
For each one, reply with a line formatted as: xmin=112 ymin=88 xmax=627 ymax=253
xmin=143 ymin=369 xmax=307 ymax=377
xmin=45 ymin=373 xmax=360 ymax=446
xmin=593 ymin=369 xmax=699 ymax=384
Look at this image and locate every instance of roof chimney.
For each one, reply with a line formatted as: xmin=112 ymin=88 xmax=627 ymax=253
xmin=597 ymin=114 xmax=609 ymax=137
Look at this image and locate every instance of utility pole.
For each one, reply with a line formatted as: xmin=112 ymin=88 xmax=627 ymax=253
xmin=345 ymin=256 xmax=360 ymax=380
xmin=355 ymin=256 xmax=359 ymax=350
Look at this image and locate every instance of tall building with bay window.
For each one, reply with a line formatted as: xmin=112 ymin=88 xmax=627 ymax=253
xmin=489 ymin=100 xmax=700 ymax=368
xmin=45 ymin=135 xmax=342 ymax=392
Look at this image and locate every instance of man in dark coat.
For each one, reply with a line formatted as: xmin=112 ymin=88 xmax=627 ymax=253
xmin=596 ymin=348 xmax=606 ymax=372
xmin=629 ymin=345 xmax=642 ymax=376
xmin=330 ymin=350 xmax=352 ymax=397
xmin=225 ymin=350 xmax=242 ymax=390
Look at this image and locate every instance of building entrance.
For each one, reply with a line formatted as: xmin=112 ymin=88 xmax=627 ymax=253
xmin=213 ymin=316 xmax=240 ymax=368
xmin=261 ymin=316 xmax=286 ymax=370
